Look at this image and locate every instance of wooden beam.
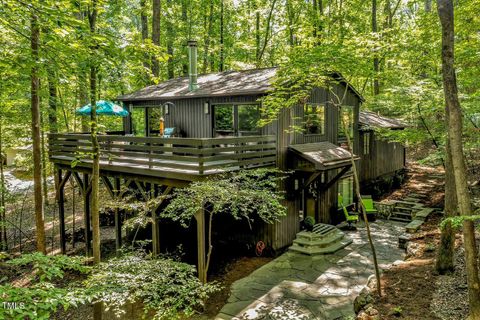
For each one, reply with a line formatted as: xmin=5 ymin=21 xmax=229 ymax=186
xmin=319 ymin=166 xmax=351 ymax=192
xmin=83 ymin=173 xmax=92 ymax=257
xmin=114 ymin=177 xmax=122 ymax=254
xmin=100 ymin=176 xmax=115 ymax=199
xmin=152 ymin=186 xmax=172 ymax=256
xmin=304 ymin=172 xmax=322 ymax=189
xmin=194 ymin=208 xmax=206 ymax=284
xmin=56 ymin=169 xmax=67 ymax=254
xmin=72 ymin=171 xmax=85 ymax=194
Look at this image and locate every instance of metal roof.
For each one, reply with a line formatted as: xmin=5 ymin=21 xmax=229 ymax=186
xmin=359 ymin=111 xmax=407 ymax=130
xmin=117 ymin=67 xmax=364 ymax=102
xmin=289 ymin=142 xmax=359 ymax=170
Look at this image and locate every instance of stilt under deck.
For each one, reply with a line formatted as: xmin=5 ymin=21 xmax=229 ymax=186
xmin=49 ymin=133 xmax=276 ymax=282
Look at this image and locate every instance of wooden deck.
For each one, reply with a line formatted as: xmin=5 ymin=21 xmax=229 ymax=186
xmin=48 ymin=134 xmax=277 ymax=181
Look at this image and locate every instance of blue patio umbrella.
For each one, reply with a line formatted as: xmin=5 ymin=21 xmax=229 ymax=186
xmin=76 ymin=100 xmax=129 ymax=117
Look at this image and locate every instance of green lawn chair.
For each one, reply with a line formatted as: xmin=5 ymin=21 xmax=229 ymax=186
xmin=361 ymin=195 xmax=378 ymax=214
xmin=338 ymin=194 xmax=359 ymax=227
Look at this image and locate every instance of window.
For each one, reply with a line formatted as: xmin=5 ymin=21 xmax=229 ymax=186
xmin=338 ymin=176 xmax=354 ymax=207
xmin=148 ymin=107 xmax=163 ymax=136
xmin=214 ymin=104 xmax=260 ymax=136
xmin=131 ymin=108 xmax=146 ymax=136
xmin=238 ymin=104 xmax=260 ymax=135
xmin=338 ymin=106 xmax=354 ymax=139
xmin=363 ymin=132 xmax=370 ymax=155
xmin=304 ymin=104 xmax=325 ymax=135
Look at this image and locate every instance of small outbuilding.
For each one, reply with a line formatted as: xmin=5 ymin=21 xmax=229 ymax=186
xmin=358 ymin=111 xmax=407 ymax=196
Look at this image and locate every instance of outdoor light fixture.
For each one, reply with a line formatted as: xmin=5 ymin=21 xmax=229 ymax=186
xmin=204 ymin=101 xmax=210 ymax=114
xmin=163 ymin=102 xmax=174 ymax=115
xmin=294 ymin=179 xmax=299 ymax=191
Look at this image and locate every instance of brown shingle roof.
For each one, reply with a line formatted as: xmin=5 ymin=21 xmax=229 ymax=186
xmin=117 ymin=67 xmax=365 ymax=102
xmin=359 ymin=111 xmax=407 ymax=129
xmin=118 ymin=68 xmax=277 ymax=101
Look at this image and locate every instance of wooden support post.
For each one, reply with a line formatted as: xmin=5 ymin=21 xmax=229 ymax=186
xmin=83 ymin=173 xmax=92 ymax=257
xmin=195 ymin=208 xmax=206 ymax=283
xmin=57 ymin=169 xmax=66 ymax=254
xmin=152 ymin=186 xmax=172 ymax=257
xmin=114 ymin=178 xmax=122 ymax=254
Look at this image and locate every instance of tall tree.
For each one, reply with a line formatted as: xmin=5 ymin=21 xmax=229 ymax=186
xmin=152 ymin=0 xmax=160 ymax=77
xmin=88 ymin=0 xmax=101 ymax=265
xmin=219 ymin=0 xmax=224 ymax=71
xmin=202 ymin=0 xmax=214 ymax=73
xmin=437 ymin=0 xmax=480 ymax=318
xmin=31 ymin=5 xmax=46 ymax=254
xmin=166 ymin=0 xmax=174 ymax=79
xmin=140 ymin=0 xmax=149 ymax=73
xmin=372 ymin=0 xmax=380 ymax=95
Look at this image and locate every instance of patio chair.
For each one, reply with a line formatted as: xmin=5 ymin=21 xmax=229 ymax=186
xmin=162 ymin=127 xmax=176 ymax=138
xmin=338 ymin=194 xmax=359 ymax=227
xmin=360 ymin=195 xmax=377 ymax=213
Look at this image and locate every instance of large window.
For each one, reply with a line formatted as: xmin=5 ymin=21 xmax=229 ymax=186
xmin=304 ymin=104 xmax=325 ymax=135
xmin=214 ymin=104 xmax=260 ymax=136
xmin=131 ymin=108 xmax=146 ymax=136
xmin=338 ymin=175 xmax=354 ymax=207
xmin=148 ymin=107 xmax=163 ymax=136
xmin=338 ymin=106 xmax=354 ymax=139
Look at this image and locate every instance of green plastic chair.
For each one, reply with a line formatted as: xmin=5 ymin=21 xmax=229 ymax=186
xmin=338 ymin=194 xmax=359 ymax=226
xmin=361 ymin=195 xmax=378 ymax=214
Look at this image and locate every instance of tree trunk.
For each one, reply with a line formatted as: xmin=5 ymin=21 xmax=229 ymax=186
xmin=0 ymin=117 xmax=7 ymax=251
xmin=437 ymin=0 xmax=480 ymax=317
xmin=47 ymin=68 xmax=58 ymax=133
xmin=372 ymin=0 xmax=380 ymax=95
xmin=152 ymin=0 xmax=160 ymax=77
xmin=219 ymin=0 xmax=224 ymax=72
xmin=89 ymin=0 xmax=101 ymax=265
xmin=285 ymin=0 xmax=295 ymax=46
xmin=166 ymin=0 xmax=174 ymax=79
xmin=257 ymin=0 xmax=277 ymax=66
xmin=436 ymin=138 xmax=456 ymax=273
xmin=202 ymin=0 xmax=214 ymax=73
xmin=31 ymin=9 xmax=46 ymax=254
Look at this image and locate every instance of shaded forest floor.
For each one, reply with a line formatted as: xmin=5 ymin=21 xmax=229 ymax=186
xmin=368 ymin=163 xmax=472 ymax=320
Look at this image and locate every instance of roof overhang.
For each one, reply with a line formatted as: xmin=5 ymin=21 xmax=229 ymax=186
xmin=289 ymin=142 xmax=359 ymax=171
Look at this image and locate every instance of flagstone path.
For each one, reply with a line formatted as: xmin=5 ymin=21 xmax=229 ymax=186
xmin=216 ymin=220 xmax=405 ymax=320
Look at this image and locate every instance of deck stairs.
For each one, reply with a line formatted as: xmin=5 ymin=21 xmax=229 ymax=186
xmin=289 ymin=223 xmax=352 ymax=255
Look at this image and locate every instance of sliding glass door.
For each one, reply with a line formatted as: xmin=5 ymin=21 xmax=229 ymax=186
xmin=213 ymin=104 xmax=260 ymax=137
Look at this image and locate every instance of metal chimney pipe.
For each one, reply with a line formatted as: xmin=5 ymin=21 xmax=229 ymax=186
xmin=187 ymin=40 xmax=198 ymax=91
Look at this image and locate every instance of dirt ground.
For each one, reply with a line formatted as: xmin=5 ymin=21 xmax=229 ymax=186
xmin=368 ymin=163 xmax=468 ymax=319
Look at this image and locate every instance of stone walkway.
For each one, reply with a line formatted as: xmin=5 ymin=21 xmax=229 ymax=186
xmin=216 ymin=220 xmax=405 ymax=320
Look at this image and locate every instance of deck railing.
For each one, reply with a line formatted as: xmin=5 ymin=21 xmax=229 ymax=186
xmin=48 ymin=133 xmax=277 ymax=178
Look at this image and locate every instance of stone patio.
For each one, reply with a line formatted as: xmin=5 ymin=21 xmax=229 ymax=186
xmin=216 ymin=220 xmax=405 ymax=320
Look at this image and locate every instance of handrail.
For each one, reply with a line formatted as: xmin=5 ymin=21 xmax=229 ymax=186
xmin=48 ymin=134 xmax=277 ymax=177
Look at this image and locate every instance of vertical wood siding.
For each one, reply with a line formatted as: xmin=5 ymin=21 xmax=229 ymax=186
xmin=359 ymin=131 xmax=406 ymax=182
xmin=130 ymin=84 xmax=361 ymax=251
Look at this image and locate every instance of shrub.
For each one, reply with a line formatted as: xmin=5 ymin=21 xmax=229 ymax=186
xmin=84 ymin=252 xmax=220 ymax=319
xmin=303 ymin=216 xmax=316 ymax=231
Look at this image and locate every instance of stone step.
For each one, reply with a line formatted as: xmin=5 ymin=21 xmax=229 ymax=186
xmin=389 ymin=216 xmax=412 ymax=222
xmin=296 ymin=229 xmax=336 ymax=241
xmin=395 ymin=206 xmax=415 ymax=213
xmin=406 ymin=219 xmax=424 ymax=233
xmin=414 ymin=208 xmax=435 ymax=221
xmin=289 ymin=237 xmax=353 ymax=255
xmin=293 ymin=232 xmax=345 ymax=248
xmin=391 ymin=211 xmax=412 ymax=217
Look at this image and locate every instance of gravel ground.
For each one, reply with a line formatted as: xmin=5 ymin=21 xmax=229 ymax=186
xmin=430 ymin=248 xmax=469 ymax=320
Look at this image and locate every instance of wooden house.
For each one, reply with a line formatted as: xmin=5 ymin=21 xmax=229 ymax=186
xmin=49 ymin=41 xmax=368 ymax=276
xmin=357 ymin=111 xmax=407 ymax=192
